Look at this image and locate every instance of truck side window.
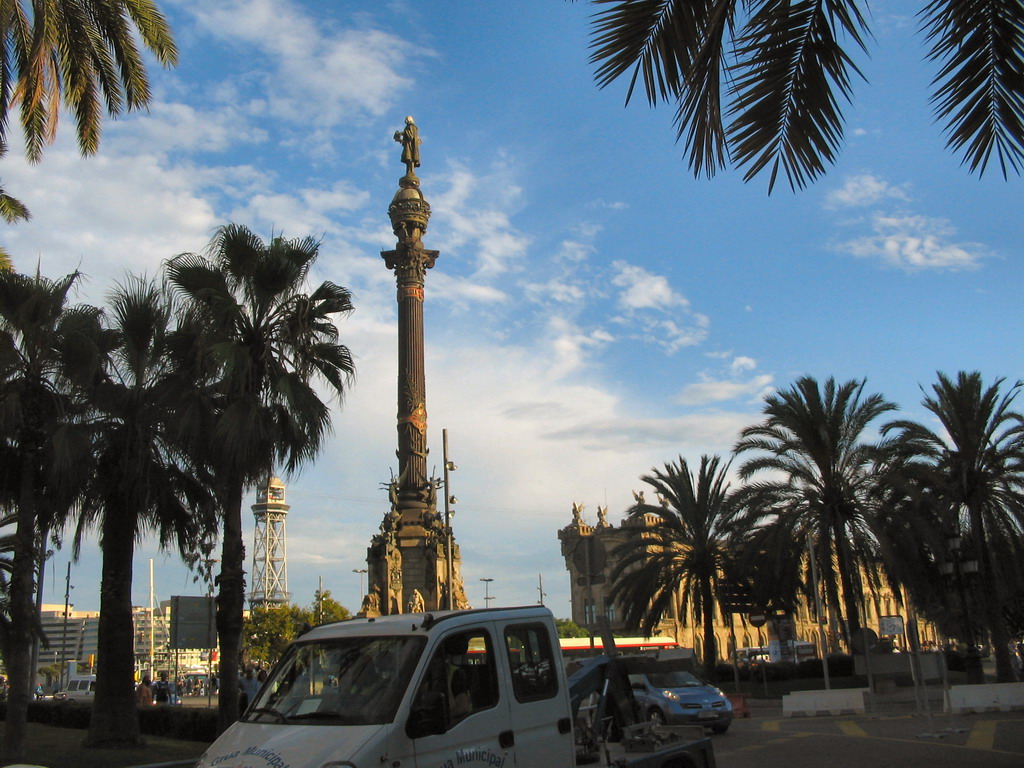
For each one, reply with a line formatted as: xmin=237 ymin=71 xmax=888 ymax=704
xmin=504 ymin=623 xmax=558 ymax=702
xmin=408 ymin=629 xmax=498 ymax=736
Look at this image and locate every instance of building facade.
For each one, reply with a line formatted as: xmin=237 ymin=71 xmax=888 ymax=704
xmin=32 ymin=600 xmax=217 ymax=689
xmin=559 ymin=504 xmax=941 ymax=663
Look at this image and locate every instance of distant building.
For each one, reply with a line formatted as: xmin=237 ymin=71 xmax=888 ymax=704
xmin=559 ymin=503 xmax=941 ymax=663
xmin=558 ymin=503 xmax=682 ymax=639
xmin=36 ymin=604 xmax=99 ymax=679
xmin=33 ymin=600 xmax=217 ymax=687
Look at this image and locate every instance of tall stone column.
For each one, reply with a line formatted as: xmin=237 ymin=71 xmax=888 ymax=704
xmin=381 ymin=116 xmax=438 ymax=533
xmin=359 ymin=117 xmax=468 ymax=616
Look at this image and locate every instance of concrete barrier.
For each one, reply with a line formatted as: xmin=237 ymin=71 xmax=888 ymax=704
xmin=782 ymin=688 xmax=869 ymax=717
xmin=949 ymin=683 xmax=1024 ymax=713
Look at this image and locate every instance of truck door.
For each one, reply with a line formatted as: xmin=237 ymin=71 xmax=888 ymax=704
xmin=405 ymin=626 xmax=515 ymax=768
xmin=499 ymin=621 xmax=575 ymax=767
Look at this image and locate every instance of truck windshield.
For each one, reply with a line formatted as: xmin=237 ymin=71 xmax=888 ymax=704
xmin=247 ymin=635 xmax=425 ymax=725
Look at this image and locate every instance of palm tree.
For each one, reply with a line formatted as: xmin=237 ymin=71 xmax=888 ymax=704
xmin=166 ymin=224 xmax=355 ymax=731
xmin=0 ymin=1 xmax=177 ymax=224
xmin=1 ymin=0 xmax=178 ymax=162
xmin=75 ymin=276 xmax=217 ymax=747
xmin=884 ymin=371 xmax=1024 ymax=682
xmin=609 ymin=455 xmax=736 ymax=676
xmin=0 ymin=512 xmax=17 ymax=662
xmin=734 ymin=376 xmax=897 ymax=649
xmin=573 ymin=1 xmax=1024 ymax=191
xmin=0 ymin=270 xmax=103 ymax=763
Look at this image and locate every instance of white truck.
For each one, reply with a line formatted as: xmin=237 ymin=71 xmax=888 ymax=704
xmin=193 ymin=605 xmax=715 ymax=768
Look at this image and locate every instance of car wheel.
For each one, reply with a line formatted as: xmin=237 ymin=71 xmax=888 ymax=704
xmin=647 ymin=708 xmax=666 ymax=725
xmin=711 ymin=724 xmax=729 ymax=734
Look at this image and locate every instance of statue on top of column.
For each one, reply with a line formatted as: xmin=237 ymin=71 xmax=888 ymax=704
xmin=394 ymin=116 xmax=421 ymax=177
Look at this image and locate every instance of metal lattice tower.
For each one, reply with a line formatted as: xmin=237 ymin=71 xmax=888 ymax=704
xmin=250 ymin=477 xmax=290 ymax=607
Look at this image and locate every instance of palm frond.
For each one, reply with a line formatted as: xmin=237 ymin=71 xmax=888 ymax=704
xmin=921 ymin=0 xmax=1024 ymax=177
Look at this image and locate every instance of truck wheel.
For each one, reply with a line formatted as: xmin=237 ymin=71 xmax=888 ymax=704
xmin=647 ymin=708 xmax=666 ymax=725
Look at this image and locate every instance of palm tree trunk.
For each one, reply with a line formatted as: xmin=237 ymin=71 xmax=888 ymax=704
xmin=216 ymin=482 xmax=246 ymax=733
xmin=969 ymin=503 xmax=1016 ymax=682
xmin=1 ymin=456 xmax=40 ymax=764
xmin=833 ymin=520 xmax=862 ymax=648
xmin=86 ymin=505 xmax=142 ymax=747
xmin=818 ymin=536 xmax=845 ymax=652
xmin=700 ymin=576 xmax=717 ymax=677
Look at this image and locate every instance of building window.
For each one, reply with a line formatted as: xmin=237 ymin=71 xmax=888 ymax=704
xmin=584 ymin=599 xmax=596 ymax=626
xmin=603 ymin=599 xmax=616 ymax=623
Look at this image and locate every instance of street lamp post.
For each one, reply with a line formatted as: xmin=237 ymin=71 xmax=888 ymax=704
xmin=941 ymin=535 xmax=983 ymax=684
xmin=353 ymin=569 xmax=367 ymax=600
xmin=442 ymin=429 xmax=457 ymax=610
xmin=480 ymin=577 xmax=494 ymax=608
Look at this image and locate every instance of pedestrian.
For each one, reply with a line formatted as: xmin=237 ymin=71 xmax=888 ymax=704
xmin=154 ymin=671 xmax=171 ymax=704
xmin=136 ymin=676 xmax=153 ymax=706
xmin=240 ymin=667 xmax=259 ymax=711
xmin=244 ymin=667 xmax=261 ymax=702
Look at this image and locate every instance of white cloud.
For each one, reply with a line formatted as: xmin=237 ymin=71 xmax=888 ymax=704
xmin=612 ymin=261 xmax=687 ymax=311
xmin=3 ymin=141 xmax=219 ymax=293
xmin=429 ymin=273 xmax=509 ymax=305
xmin=523 ymin=278 xmax=585 ymax=305
xmin=825 ymin=174 xmax=910 ymax=209
xmin=608 ymin=261 xmax=709 ymax=352
xmin=177 ymin=0 xmax=420 ymax=126
xmin=430 ymin=166 xmax=531 ymax=279
xmin=228 ymin=182 xmax=371 ymax=236
xmin=107 ymin=101 xmax=267 ymax=154
xmin=838 ymin=213 xmax=985 ymax=271
xmin=546 ymin=316 xmax=615 ymax=379
xmin=731 ymin=356 xmax=757 ymax=374
xmin=677 ymin=374 xmax=774 ymax=406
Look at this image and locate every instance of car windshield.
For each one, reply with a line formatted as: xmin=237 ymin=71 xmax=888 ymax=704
xmin=646 ymin=671 xmax=702 ymax=688
xmin=246 ymin=635 xmax=425 ymax=725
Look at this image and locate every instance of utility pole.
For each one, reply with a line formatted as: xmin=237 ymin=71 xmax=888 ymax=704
xmin=59 ymin=563 xmax=71 ymax=692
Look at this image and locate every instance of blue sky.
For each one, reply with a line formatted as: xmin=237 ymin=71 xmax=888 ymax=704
xmin=6 ymin=0 xmax=1021 ymax=620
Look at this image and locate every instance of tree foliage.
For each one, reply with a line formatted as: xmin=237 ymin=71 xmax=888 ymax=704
xmin=245 ymin=590 xmax=352 ymax=668
xmin=884 ymin=371 xmax=1024 ymax=682
xmin=166 ymin=224 xmax=355 ymax=732
xmin=76 ymin=277 xmax=217 ymax=747
xmin=733 ymin=377 xmax=897 ymax=649
xmin=609 ymin=455 xmax=736 ymax=675
xmin=0 ymin=0 xmax=178 ymax=163
xmin=555 ymin=618 xmax=590 ymax=637
xmin=0 ymin=270 xmax=103 ymax=763
xmin=573 ymin=0 xmax=1024 ymax=191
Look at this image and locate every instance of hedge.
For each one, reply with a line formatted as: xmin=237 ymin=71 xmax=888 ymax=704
xmin=0 ymin=700 xmax=217 ymax=743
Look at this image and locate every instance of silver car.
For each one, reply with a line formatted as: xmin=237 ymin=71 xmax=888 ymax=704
xmin=629 ymin=670 xmax=733 ymax=733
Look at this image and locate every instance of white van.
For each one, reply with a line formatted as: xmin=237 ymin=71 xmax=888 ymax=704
xmin=195 ymin=606 xmax=713 ymax=768
xmin=54 ymin=676 xmax=96 ymax=702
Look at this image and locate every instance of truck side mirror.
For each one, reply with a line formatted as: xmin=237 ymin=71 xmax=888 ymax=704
xmin=406 ymin=691 xmax=448 ymax=739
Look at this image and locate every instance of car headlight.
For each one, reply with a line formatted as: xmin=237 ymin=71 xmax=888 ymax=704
xmin=660 ymin=690 xmax=679 ymax=701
